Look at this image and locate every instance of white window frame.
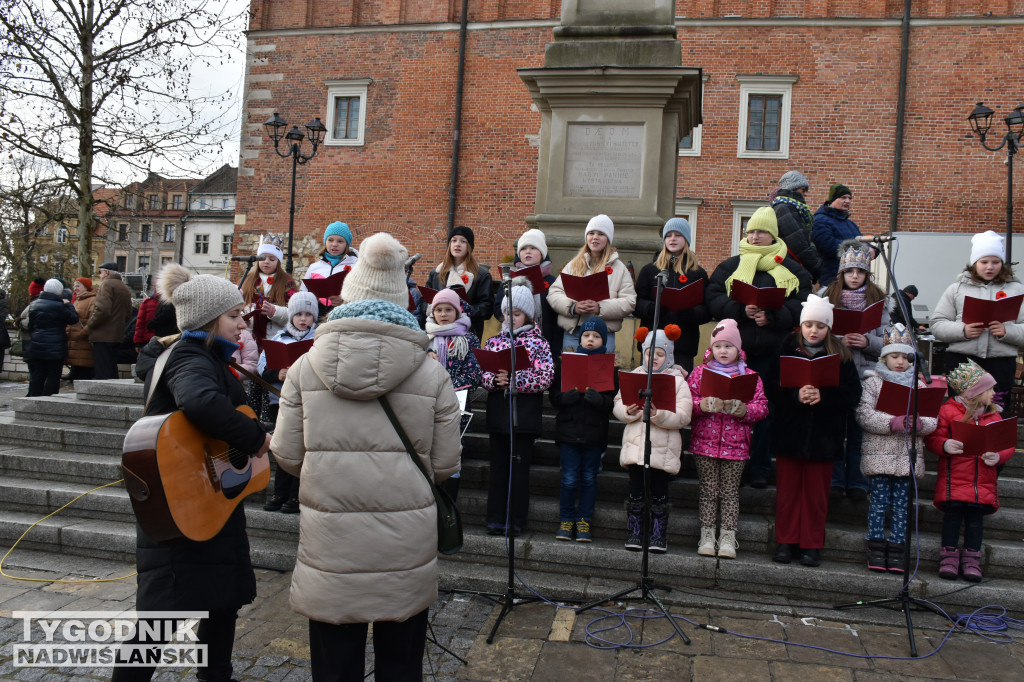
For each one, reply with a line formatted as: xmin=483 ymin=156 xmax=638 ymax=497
xmin=221 ymin=234 xmax=233 ymax=255
xmin=194 ymin=233 xmax=209 ymax=255
xmin=325 ymin=79 xmax=370 ymax=147
xmin=730 ymin=200 xmax=768 ymax=254
xmin=736 ymin=75 xmax=797 ymax=160
xmin=673 ymin=198 xmax=702 ymax=249
xmin=678 ymin=76 xmax=708 ymax=158
xmin=56 ymin=226 xmax=68 ymax=244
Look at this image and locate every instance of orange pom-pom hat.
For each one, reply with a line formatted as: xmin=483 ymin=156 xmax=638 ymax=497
xmin=664 ymin=324 xmax=682 ymax=341
xmin=641 ymin=327 xmax=676 ymax=371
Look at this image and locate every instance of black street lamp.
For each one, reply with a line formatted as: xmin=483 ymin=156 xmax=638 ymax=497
xmin=967 ymin=100 xmax=1024 ymax=264
xmin=264 ymin=112 xmax=327 ymax=273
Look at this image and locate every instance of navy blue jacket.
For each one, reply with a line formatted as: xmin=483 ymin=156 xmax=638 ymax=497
xmin=25 ymin=292 xmax=78 ymax=360
xmin=811 ymin=204 xmax=864 ymax=286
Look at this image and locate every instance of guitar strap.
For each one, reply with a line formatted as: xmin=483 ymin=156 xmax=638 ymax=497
xmin=229 ymin=360 xmax=283 ymax=398
xmin=144 ymin=340 xmax=180 ymax=413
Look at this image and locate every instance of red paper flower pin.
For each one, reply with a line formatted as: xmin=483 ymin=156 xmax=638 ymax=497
xmin=344 ymin=265 xmax=352 ymax=272
xmin=774 ymin=255 xmax=783 ymax=264
xmin=543 ymin=281 xmax=550 ymax=290
xmin=678 ymin=274 xmax=688 ymax=284
xmin=267 ymin=276 xmax=275 ymax=284
xmin=461 ymin=273 xmax=469 ymax=284
xmin=996 ymin=290 xmax=1007 ymax=300
xmin=605 ymin=266 xmax=614 ymax=275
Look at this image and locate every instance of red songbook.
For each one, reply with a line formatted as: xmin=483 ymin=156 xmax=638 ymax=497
xmin=779 ymin=353 xmax=841 ymax=388
xmin=874 ymin=381 xmax=947 ymax=418
xmin=473 ymin=347 xmax=531 ymax=374
xmin=560 ymin=272 xmax=610 ymax=302
xmin=962 ymin=294 xmax=1024 ymax=325
xmin=729 ymin=280 xmax=786 ymax=309
xmin=302 ymin=270 xmax=349 ymax=299
xmin=831 ymin=300 xmax=886 ymax=336
xmin=951 ymin=417 xmax=1018 ymax=458
xmin=262 ymin=339 xmax=314 ymax=370
xmin=656 ymin=279 xmax=705 ymax=313
xmin=560 ymin=353 xmax=616 ymax=393
xmin=618 ymin=371 xmax=677 ymax=412
xmin=700 ymin=370 xmax=759 ymax=403
xmin=510 ymin=264 xmax=547 ymax=293
xmin=418 ymin=285 xmax=470 ymax=304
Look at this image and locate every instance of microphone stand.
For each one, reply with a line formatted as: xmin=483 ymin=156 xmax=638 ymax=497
xmin=575 ymin=270 xmax=691 ymax=646
xmin=834 ymin=235 xmax=946 ymax=657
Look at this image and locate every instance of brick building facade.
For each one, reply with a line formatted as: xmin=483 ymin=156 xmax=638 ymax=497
xmin=237 ymin=1 xmax=1024 ymax=278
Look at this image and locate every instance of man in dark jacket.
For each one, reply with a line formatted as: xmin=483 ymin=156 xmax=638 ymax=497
xmin=89 ymin=261 xmax=133 ymax=379
xmin=811 ymin=183 xmax=872 ymax=286
xmin=23 ymin=278 xmax=78 ymax=396
xmin=772 ymin=170 xmax=821 ymax=283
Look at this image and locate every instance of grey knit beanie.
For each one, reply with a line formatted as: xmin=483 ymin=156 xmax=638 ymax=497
xmin=500 ymin=277 xmax=536 ymax=322
xmin=341 ymin=232 xmax=409 ymax=308
xmin=157 ymin=263 xmax=242 ymax=331
xmin=43 ymin=279 xmax=64 ymax=296
xmin=288 ymin=291 xmax=319 ymax=319
xmin=778 ymin=170 xmax=810 ymax=192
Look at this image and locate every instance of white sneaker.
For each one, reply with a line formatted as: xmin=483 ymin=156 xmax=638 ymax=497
xmin=697 ymin=527 xmax=716 ymax=556
xmin=717 ymin=530 xmax=738 ymax=559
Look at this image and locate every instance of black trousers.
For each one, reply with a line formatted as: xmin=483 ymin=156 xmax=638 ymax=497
xmin=27 ymin=358 xmax=63 ymax=396
xmin=627 ymin=465 xmax=669 ymax=502
xmin=92 ymin=341 xmax=120 ymax=379
xmin=308 ymin=608 xmax=428 ymax=682
xmin=486 ymin=432 xmax=535 ymax=529
xmin=109 ymin=609 xmax=238 ymax=681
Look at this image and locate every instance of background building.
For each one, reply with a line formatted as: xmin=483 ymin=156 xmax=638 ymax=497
xmin=182 ymin=164 xmax=239 ymax=276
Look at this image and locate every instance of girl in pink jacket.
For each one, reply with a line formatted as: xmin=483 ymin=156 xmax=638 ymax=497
xmin=687 ymin=319 xmax=768 ymax=559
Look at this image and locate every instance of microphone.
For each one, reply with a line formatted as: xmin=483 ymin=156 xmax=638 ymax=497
xmin=229 ymin=254 xmax=267 ymax=263
xmin=499 ymin=263 xmax=513 ymax=282
xmin=915 ymin=351 xmax=932 ymax=385
xmin=856 ymin=234 xmax=896 ymax=243
xmin=404 ymin=253 xmax=422 ymax=270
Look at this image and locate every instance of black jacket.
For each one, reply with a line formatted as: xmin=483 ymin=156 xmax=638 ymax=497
xmin=132 ymin=335 xmax=266 ymax=611
xmin=773 ymin=190 xmax=821 ymax=282
xmin=25 ymin=292 xmax=78 ymax=360
xmin=493 ymin=256 xmax=561 ymax=357
xmin=764 ymin=336 xmax=862 ymax=462
xmin=634 ymin=259 xmax=712 ymax=360
xmin=548 ymin=358 xmax=616 ymax=445
xmin=705 ymin=254 xmax=812 ymax=360
xmin=425 ymin=264 xmax=494 ymax=338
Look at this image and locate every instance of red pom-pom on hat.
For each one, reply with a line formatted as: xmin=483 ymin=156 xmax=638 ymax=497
xmin=634 ymin=326 xmax=650 ymax=343
xmin=664 ymin=324 xmax=682 ymax=341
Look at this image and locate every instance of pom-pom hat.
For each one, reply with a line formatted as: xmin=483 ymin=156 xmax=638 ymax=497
xmin=837 ymin=239 xmax=872 ymax=274
xmin=948 ymin=359 xmax=997 ymax=399
xmin=341 ymin=232 xmax=410 ymax=308
xmin=880 ymin=323 xmax=914 ymax=358
xmin=801 ymin=295 xmax=835 ymax=328
xmin=157 ymin=263 xmax=243 ymax=332
xmin=641 ymin=328 xmax=675 ymax=371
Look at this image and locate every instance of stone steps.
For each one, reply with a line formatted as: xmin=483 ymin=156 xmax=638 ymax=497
xmin=11 ymin=395 xmax=144 ymax=427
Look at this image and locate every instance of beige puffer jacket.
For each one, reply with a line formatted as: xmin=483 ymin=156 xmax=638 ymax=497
xmin=930 ymin=271 xmax=1024 ymax=358
xmin=613 ymin=365 xmax=692 ymax=475
xmin=270 ymin=316 xmax=462 ymax=625
xmin=855 ymin=372 xmax=936 ymax=479
xmin=547 ymin=251 xmax=637 ymax=333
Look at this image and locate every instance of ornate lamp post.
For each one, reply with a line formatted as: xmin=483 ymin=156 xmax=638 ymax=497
xmin=264 ymin=113 xmax=327 ymax=273
xmin=967 ymin=101 xmax=1024 ymax=264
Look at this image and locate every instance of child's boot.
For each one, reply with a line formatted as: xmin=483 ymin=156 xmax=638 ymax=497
xmin=697 ymin=527 xmax=716 ymax=556
xmin=886 ymin=542 xmax=906 ymax=574
xmin=960 ymin=548 xmax=983 ymax=582
xmin=575 ymin=518 xmax=593 ymax=543
xmin=866 ymin=540 xmax=887 ymax=572
xmin=938 ymin=546 xmax=960 ymax=580
xmin=717 ymin=530 xmax=738 ymax=559
xmin=624 ymin=497 xmax=644 ymax=551
xmin=649 ymin=502 xmax=670 ymax=553
xmin=555 ymin=520 xmax=574 ymax=541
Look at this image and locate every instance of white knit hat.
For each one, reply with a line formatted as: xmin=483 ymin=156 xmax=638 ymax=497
xmin=288 ymin=291 xmax=319 ymax=319
xmin=157 ymin=263 xmax=243 ymax=332
xmin=257 ymin=235 xmax=285 ymax=263
xmin=585 ymin=214 xmax=614 ymax=243
xmin=800 ymin=295 xmax=835 ymax=328
xmin=500 ymin=277 xmax=536 ymax=322
xmin=43 ymin=279 xmax=64 ymax=296
xmin=340 ymin=232 xmax=409 ymax=307
xmin=517 ymin=229 xmax=548 ymax=259
xmin=970 ymin=230 xmax=1005 ymax=265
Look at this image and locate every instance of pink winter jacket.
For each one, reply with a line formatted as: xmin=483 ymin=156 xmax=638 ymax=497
xmin=232 ymin=329 xmax=259 ymax=375
xmin=687 ymin=364 xmax=769 ymax=461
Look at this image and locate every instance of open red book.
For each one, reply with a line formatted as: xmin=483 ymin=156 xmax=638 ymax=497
xmin=509 ymin=264 xmax=547 ymax=293
xmin=418 ymin=285 xmax=470 ymax=304
xmin=262 ymin=339 xmax=314 ymax=370
xmin=874 ymin=381 xmax=947 ymax=418
xmin=560 ymin=271 xmax=610 ymax=302
xmin=618 ymin=371 xmax=676 ymax=412
xmin=700 ymin=369 xmax=759 ymax=403
xmin=729 ymin=280 xmax=785 ymax=309
xmin=779 ymin=353 xmax=840 ymax=388
xmin=473 ymin=347 xmax=532 ymax=374
xmin=831 ymin=300 xmax=886 ymax=336
xmin=951 ymin=417 xmax=1018 ymax=458
xmin=656 ymin=279 xmax=705 ymax=313
xmin=560 ymin=353 xmax=616 ymax=392
xmin=962 ymin=294 xmax=1024 ymax=325
xmin=302 ymin=270 xmax=349 ymax=299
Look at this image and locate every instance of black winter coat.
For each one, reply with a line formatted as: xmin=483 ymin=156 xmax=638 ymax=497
xmin=548 ymin=358 xmax=616 ymax=446
xmin=486 ymin=391 xmax=544 ymax=436
xmin=763 ymin=337 xmax=862 ymax=462
xmin=426 ymin=264 xmax=494 ymax=339
xmin=773 ymin=190 xmax=821 ymax=282
xmin=705 ymin=254 xmax=812 ymax=361
xmin=634 ymin=259 xmax=712 ymax=360
xmin=132 ymin=335 xmax=266 ymax=612
xmin=25 ymin=292 xmax=78 ymax=360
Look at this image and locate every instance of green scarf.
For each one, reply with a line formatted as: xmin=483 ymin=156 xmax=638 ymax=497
xmin=725 ymin=238 xmax=800 ymax=296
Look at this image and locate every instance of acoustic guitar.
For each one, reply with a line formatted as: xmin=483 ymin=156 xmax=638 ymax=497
xmin=121 ymin=405 xmax=270 ymax=542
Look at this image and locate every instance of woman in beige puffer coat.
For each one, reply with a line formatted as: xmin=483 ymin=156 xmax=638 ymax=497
xmin=270 ymin=232 xmax=462 ymax=680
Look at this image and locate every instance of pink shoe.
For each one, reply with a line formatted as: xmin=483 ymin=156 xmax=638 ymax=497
xmin=960 ymin=548 xmax=983 ymax=582
xmin=938 ymin=546 xmax=960 ymax=580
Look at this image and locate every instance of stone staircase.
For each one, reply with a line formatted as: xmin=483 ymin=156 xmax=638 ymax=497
xmin=1 ymin=380 xmax=1023 ymax=614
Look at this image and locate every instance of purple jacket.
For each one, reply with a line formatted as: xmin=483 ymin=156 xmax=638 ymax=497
xmin=687 ymin=364 xmax=769 ymax=461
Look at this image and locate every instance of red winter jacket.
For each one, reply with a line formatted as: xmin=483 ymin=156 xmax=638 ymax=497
xmin=134 ymin=295 xmax=160 ymax=346
xmin=925 ymin=399 xmax=1014 ymax=512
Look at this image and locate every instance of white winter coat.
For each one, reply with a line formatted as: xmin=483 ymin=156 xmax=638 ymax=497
xmin=270 ymin=316 xmax=462 ymax=625
xmin=930 ymin=271 xmax=1024 ymax=359
xmin=613 ymin=365 xmax=692 ymax=475
xmin=547 ymin=251 xmax=637 ymax=332
xmin=855 ymin=372 xmax=936 ymax=478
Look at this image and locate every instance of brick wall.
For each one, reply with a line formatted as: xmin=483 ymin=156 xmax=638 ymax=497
xmin=238 ymin=1 xmax=1024 ymax=278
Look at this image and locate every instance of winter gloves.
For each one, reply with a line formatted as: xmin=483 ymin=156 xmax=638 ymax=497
xmin=699 ymin=397 xmax=746 ymax=418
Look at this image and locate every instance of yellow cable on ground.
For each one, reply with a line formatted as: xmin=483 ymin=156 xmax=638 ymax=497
xmin=0 ymin=479 xmax=137 ymax=583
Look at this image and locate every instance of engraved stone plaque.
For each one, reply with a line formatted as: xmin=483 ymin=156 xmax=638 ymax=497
xmin=564 ymin=123 xmax=644 ymax=198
